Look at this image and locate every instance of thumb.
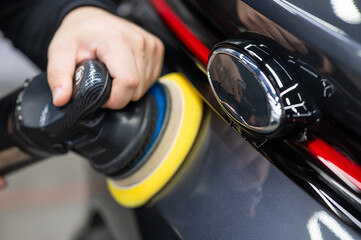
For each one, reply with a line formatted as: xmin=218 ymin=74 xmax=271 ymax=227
xmin=47 ymin=42 xmax=76 ymax=106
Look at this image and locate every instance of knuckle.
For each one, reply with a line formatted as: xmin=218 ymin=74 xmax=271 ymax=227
xmin=107 ymin=94 xmax=128 ymax=110
xmin=157 ymin=39 xmax=165 ymax=53
xmin=150 ymin=39 xmax=157 ymax=52
xmin=132 ymin=91 xmax=143 ymax=101
xmin=136 ymin=34 xmax=146 ymax=54
xmin=116 ymin=31 xmax=126 ymax=42
xmin=112 ymin=101 xmax=127 ymax=109
xmin=152 ymin=38 xmax=164 ymax=56
xmin=97 ymin=42 xmax=111 ymax=56
xmin=125 ymin=74 xmax=139 ymax=89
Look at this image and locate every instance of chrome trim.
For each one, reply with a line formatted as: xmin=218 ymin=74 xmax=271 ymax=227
xmin=207 ymin=47 xmax=283 ymax=134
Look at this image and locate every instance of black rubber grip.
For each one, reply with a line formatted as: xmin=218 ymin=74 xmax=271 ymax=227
xmin=5 ymin=59 xmax=161 ymax=178
xmin=0 ymin=60 xmax=112 ymax=175
xmin=19 ymin=59 xmax=112 ymax=137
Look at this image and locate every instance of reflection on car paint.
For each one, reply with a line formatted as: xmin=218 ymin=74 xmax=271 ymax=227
xmin=307 ymin=211 xmax=355 ymax=240
xmin=131 ymin=0 xmax=361 ymax=237
xmin=330 ymin=0 xmax=361 ymax=25
xmin=273 ymin=0 xmax=346 ymax=35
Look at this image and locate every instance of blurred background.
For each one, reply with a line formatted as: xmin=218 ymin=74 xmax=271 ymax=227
xmin=0 ymin=31 xmax=91 ymax=240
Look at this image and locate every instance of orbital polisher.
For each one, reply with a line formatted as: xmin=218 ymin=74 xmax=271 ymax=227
xmin=0 ymin=60 xmax=203 ymax=207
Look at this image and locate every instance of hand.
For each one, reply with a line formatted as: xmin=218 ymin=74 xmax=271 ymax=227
xmin=47 ymin=7 xmax=164 ymax=109
xmin=0 ymin=176 xmax=6 ymax=190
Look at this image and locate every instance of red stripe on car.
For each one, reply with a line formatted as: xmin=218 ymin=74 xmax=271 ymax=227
xmin=151 ymin=0 xmax=211 ymax=65
xmin=308 ymin=138 xmax=361 ymax=190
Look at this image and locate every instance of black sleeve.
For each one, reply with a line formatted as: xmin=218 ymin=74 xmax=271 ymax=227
xmin=0 ymin=0 xmax=118 ymax=70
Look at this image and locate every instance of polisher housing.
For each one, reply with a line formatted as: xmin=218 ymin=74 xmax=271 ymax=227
xmin=107 ymin=73 xmax=203 ymax=208
xmin=0 ymin=60 xmax=203 ymax=208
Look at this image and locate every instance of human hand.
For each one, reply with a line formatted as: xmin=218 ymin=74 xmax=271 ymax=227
xmin=47 ymin=7 xmax=164 ymax=109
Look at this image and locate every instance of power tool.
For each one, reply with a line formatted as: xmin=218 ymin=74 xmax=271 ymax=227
xmin=0 ymin=60 xmax=203 ymax=207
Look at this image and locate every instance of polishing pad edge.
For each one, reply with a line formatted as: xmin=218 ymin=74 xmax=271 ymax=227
xmin=107 ymin=73 xmax=203 ymax=208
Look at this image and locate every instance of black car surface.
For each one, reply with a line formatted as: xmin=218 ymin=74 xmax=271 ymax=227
xmin=76 ymin=0 xmax=361 ymax=239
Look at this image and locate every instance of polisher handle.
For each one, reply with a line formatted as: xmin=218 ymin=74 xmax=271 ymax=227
xmin=1 ymin=59 xmax=158 ymax=177
xmin=47 ymin=59 xmax=111 ymax=135
xmin=17 ymin=59 xmax=112 ymax=137
xmin=0 ymin=60 xmax=112 ymax=175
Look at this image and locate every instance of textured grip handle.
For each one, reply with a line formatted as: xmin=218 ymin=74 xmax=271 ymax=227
xmin=40 ymin=60 xmax=111 ymax=135
xmin=0 ymin=60 xmax=112 ymax=174
xmin=17 ymin=59 xmax=112 ymax=137
xmin=6 ymin=59 xmax=161 ymax=177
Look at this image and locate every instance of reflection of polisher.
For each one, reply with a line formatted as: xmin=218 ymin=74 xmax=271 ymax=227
xmin=0 ymin=60 xmax=203 ymax=207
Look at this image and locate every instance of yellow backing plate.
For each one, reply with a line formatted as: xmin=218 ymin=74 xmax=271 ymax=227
xmin=107 ymin=73 xmax=203 ymax=208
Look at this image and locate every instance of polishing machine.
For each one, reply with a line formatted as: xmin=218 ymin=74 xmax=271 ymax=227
xmin=0 ymin=59 xmax=203 ymax=207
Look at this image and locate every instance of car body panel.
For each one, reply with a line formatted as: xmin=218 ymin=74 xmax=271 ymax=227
xmin=143 ymin=110 xmax=361 ymax=239
xmin=86 ymin=1 xmax=361 ymax=239
xmin=188 ymin=0 xmax=361 ymax=138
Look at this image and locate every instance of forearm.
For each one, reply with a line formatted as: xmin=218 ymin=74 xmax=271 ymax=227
xmin=0 ymin=0 xmax=118 ymax=70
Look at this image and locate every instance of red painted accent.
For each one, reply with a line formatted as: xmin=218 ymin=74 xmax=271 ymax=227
xmin=151 ymin=0 xmax=211 ymax=65
xmin=308 ymin=139 xmax=361 ymax=190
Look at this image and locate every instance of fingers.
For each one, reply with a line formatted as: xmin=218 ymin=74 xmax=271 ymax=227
xmin=128 ymin=28 xmax=164 ymax=101
xmin=98 ymin=28 xmax=164 ymax=109
xmin=48 ymin=7 xmax=165 ymax=109
xmin=47 ymin=38 xmax=77 ymax=107
xmin=0 ymin=177 xmax=6 ymax=190
xmin=146 ymin=35 xmax=164 ymax=96
xmin=97 ymin=41 xmax=139 ymax=109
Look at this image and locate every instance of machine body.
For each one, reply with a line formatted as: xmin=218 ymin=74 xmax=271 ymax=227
xmin=0 ymin=59 xmax=203 ymax=207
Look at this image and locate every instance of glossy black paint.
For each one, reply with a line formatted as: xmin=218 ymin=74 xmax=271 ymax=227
xmin=188 ymin=0 xmax=361 ymax=139
xmin=155 ymin=0 xmax=361 ymax=232
xmin=110 ymin=0 xmax=361 ymax=238
xmin=140 ymin=110 xmax=361 ymax=239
